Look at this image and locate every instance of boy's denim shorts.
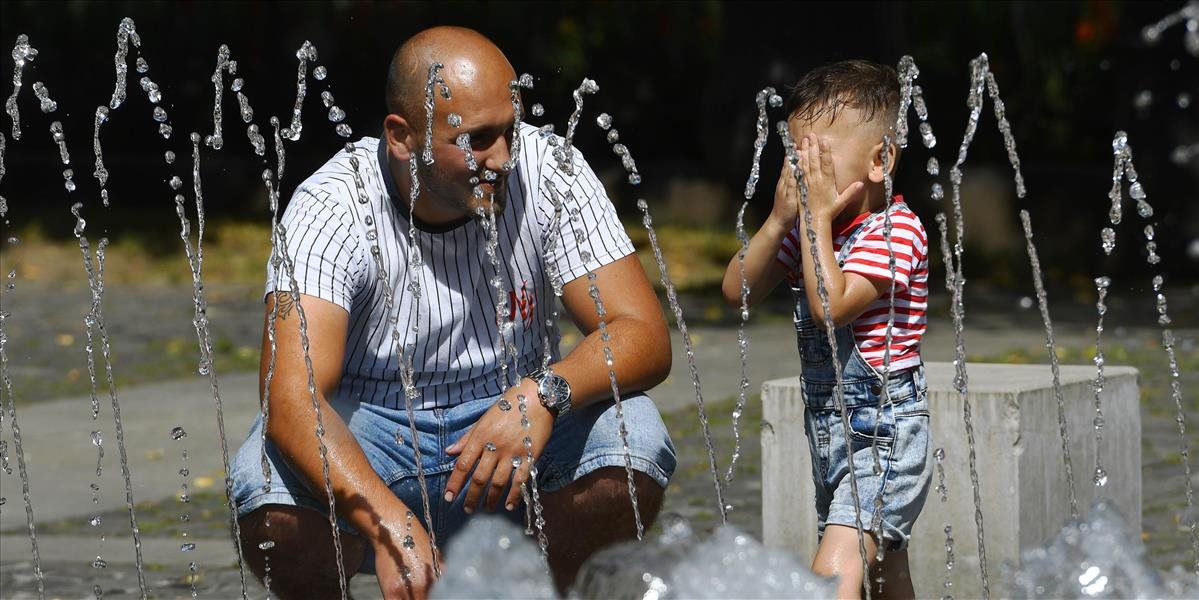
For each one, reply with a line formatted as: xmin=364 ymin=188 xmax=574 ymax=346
xmin=229 ymin=391 xmax=675 ymax=572
xmin=802 ymin=365 xmax=932 ymax=551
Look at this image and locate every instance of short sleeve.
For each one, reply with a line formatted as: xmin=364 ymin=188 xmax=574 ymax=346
xmin=265 ymin=187 xmax=367 ymax=311
xmin=531 ymin=136 xmax=634 ymax=285
xmin=841 ymin=211 xmax=927 ymax=293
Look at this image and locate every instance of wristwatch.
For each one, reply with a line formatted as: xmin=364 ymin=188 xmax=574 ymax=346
xmin=528 ymin=368 xmax=572 ymax=418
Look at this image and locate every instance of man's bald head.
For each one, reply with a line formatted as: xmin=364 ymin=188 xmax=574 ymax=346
xmin=385 ymin=26 xmax=515 ymax=129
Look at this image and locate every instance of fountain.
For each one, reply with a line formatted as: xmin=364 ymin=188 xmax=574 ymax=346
xmin=1 ymin=8 xmax=1198 ymax=600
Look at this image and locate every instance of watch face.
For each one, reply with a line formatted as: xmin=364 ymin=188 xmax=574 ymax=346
xmin=539 ymin=374 xmax=571 ymax=407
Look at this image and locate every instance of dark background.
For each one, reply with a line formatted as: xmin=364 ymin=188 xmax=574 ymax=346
xmin=2 ymin=0 xmax=1197 ymax=287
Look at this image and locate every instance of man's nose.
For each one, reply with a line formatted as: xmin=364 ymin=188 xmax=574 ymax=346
xmin=480 ymin=131 xmax=512 ymax=174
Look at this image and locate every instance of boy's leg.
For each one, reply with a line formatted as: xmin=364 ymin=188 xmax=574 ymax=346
xmin=812 ymin=524 xmax=878 ymax=599
xmin=812 ymin=525 xmax=914 ymax=600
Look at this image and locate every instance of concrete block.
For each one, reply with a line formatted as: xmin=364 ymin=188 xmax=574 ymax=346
xmin=761 ymin=362 xmax=1140 ymax=597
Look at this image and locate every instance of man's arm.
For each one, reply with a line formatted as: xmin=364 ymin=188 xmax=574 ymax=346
xmin=262 ymin=291 xmax=437 ymax=598
xmin=443 ymin=253 xmax=671 ymax=511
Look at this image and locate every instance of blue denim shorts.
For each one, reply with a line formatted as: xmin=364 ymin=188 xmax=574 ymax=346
xmin=802 ymin=365 xmax=932 ymax=551
xmin=230 ymin=391 xmax=675 ymax=571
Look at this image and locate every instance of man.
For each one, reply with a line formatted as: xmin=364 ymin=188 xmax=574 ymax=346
xmin=229 ymin=26 xmax=676 ymax=599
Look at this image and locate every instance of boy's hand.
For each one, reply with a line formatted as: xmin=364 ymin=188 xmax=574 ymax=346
xmin=768 ymin=159 xmax=802 ymax=231
xmin=798 ymin=134 xmax=864 ymax=223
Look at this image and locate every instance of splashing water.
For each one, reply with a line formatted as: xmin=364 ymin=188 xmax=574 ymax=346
xmin=1091 ymin=276 xmax=1110 ymax=488
xmin=107 ymin=18 xmax=140 ymax=110
xmin=421 ymin=63 xmax=445 ymax=165
xmin=283 ymin=41 xmax=316 ymax=141
xmin=1140 ymin=1 xmax=1199 ymax=56
xmin=555 ymin=78 xmax=598 ymax=175
xmin=724 ymin=88 xmax=779 ymax=484
xmin=173 ymin=136 xmax=250 ymax=597
xmin=636 ymin=197 xmax=728 ymax=524
xmin=1019 ymin=210 xmax=1078 ymax=518
xmin=7 ymin=34 xmax=39 ymax=140
xmin=1107 ymin=131 xmax=1197 ymax=571
xmin=204 ymin=44 xmax=234 ymax=150
xmin=582 ymin=268 xmax=645 ymax=538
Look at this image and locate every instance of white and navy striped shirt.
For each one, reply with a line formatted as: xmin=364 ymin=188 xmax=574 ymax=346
xmin=267 ymin=123 xmax=634 ymax=409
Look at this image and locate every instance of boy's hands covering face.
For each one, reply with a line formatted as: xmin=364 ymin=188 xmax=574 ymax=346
xmin=783 ymin=134 xmax=864 ymax=224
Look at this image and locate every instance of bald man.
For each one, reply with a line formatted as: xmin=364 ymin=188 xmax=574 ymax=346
xmin=228 ymin=26 xmax=676 ymax=599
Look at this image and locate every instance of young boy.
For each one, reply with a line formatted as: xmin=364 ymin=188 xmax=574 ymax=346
xmin=722 ymin=60 xmax=931 ymax=599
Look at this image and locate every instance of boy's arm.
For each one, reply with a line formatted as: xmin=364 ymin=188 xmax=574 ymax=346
xmin=793 ymin=135 xmax=887 ymax=327
xmin=721 ymin=162 xmax=804 ymax=308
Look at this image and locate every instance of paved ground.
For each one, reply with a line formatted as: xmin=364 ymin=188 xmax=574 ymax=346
xmin=1 ymin=281 xmax=1197 ymax=597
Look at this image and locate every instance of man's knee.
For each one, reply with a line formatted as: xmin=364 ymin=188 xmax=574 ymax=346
xmin=548 ymin=467 xmax=665 ymax=519
xmin=238 ymin=505 xmax=365 ymax=589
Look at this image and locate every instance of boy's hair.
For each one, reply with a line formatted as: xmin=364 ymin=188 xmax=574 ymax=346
xmin=784 ymin=60 xmax=900 ymax=132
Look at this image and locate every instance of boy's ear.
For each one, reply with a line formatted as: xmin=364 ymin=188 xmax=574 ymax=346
xmin=383 ymin=113 xmax=418 ymax=161
xmin=867 ymin=139 xmax=900 ymax=184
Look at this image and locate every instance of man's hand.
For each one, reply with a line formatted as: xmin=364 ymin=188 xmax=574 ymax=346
xmin=373 ymin=518 xmax=442 ymax=600
xmin=443 ymin=377 xmax=553 ymax=513
xmin=792 ymin=134 xmax=864 ymax=224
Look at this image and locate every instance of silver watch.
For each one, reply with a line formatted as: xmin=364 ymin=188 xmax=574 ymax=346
xmin=528 ymin=368 xmax=571 ymax=418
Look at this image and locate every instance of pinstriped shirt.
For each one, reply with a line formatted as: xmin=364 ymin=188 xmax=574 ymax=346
xmin=267 ymin=123 xmax=634 ymax=409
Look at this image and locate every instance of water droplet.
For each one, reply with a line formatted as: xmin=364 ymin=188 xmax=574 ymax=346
xmin=628 ymin=172 xmax=642 ymax=185
xmin=931 ymin=182 xmax=944 ymax=201
xmin=926 ymin=157 xmax=940 ymax=176
xmin=159 ymin=123 xmax=173 ymax=139
xmin=313 ymin=65 xmax=327 ymax=80
xmin=531 ymin=103 xmax=544 ymax=117
xmin=769 ymin=94 xmax=783 ymax=108
xmin=169 ymin=176 xmax=182 ymax=190
xmin=1136 ymin=200 xmax=1153 ymax=219
xmin=606 ymin=129 xmax=620 ymax=143
xmin=335 ymin=123 xmax=352 ymax=138
xmin=136 ymin=56 xmax=149 ymax=73
xmin=92 ymin=557 xmax=108 ymax=569
xmin=402 ymin=535 xmax=415 ymax=549
xmin=164 ymin=150 xmax=176 ymax=164
xmin=1133 ymin=89 xmax=1153 ymax=111
xmin=934 ymin=447 xmax=945 ymax=461
xmin=596 ymin=113 xmax=613 ymax=130
xmin=518 ymin=73 xmax=534 ymax=88
xmin=89 ymin=516 xmax=101 ymax=526
xmin=179 ymin=467 xmax=189 ymax=476
xmin=919 ymin=121 xmax=936 ymax=148
xmin=636 ymin=199 xmax=649 ymax=211
xmin=170 ymin=426 xmax=187 ymax=440
xmin=320 ymin=90 xmax=334 ymax=108
xmin=328 ymin=106 xmax=346 ymax=123
xmin=1178 ymin=93 xmax=1192 ymax=109
xmin=1018 ymin=296 xmax=1034 ymax=309
xmin=258 ymin=540 xmax=276 ymax=550
xmin=1093 ymin=467 xmax=1108 ymax=486
xmin=447 ymin=113 xmax=462 ymax=127
xmin=64 ymin=179 xmax=76 ymax=192
xmin=1100 ymin=227 xmax=1116 ymax=254
xmin=91 ymin=431 xmax=103 ymax=446
xmin=181 ymin=543 xmax=196 ymax=552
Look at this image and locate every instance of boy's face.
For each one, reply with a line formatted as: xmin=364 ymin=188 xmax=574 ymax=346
xmin=787 ymin=104 xmax=886 ymax=197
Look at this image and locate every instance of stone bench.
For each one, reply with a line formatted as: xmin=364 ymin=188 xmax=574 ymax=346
xmin=760 ymin=362 xmax=1140 ymax=597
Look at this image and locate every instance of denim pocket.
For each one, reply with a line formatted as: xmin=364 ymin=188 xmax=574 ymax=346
xmin=848 ymin=404 xmax=896 ymax=447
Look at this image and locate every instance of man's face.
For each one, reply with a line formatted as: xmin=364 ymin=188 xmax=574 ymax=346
xmin=415 ymin=62 xmax=518 ymax=220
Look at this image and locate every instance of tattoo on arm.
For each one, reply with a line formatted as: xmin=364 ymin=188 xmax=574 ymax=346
xmin=277 ymin=291 xmax=297 ymax=320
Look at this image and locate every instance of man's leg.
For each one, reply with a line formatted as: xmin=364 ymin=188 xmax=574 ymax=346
xmin=239 ymin=505 xmax=367 ymax=599
xmin=540 ymin=468 xmax=664 ymax=592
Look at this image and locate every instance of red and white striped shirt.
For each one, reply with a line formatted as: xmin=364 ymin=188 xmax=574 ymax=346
xmin=777 ymin=199 xmax=929 ymax=372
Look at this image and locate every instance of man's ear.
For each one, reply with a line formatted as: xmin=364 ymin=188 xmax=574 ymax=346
xmin=867 ymin=138 xmax=900 ymax=184
xmin=383 ymin=113 xmax=417 ymax=161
